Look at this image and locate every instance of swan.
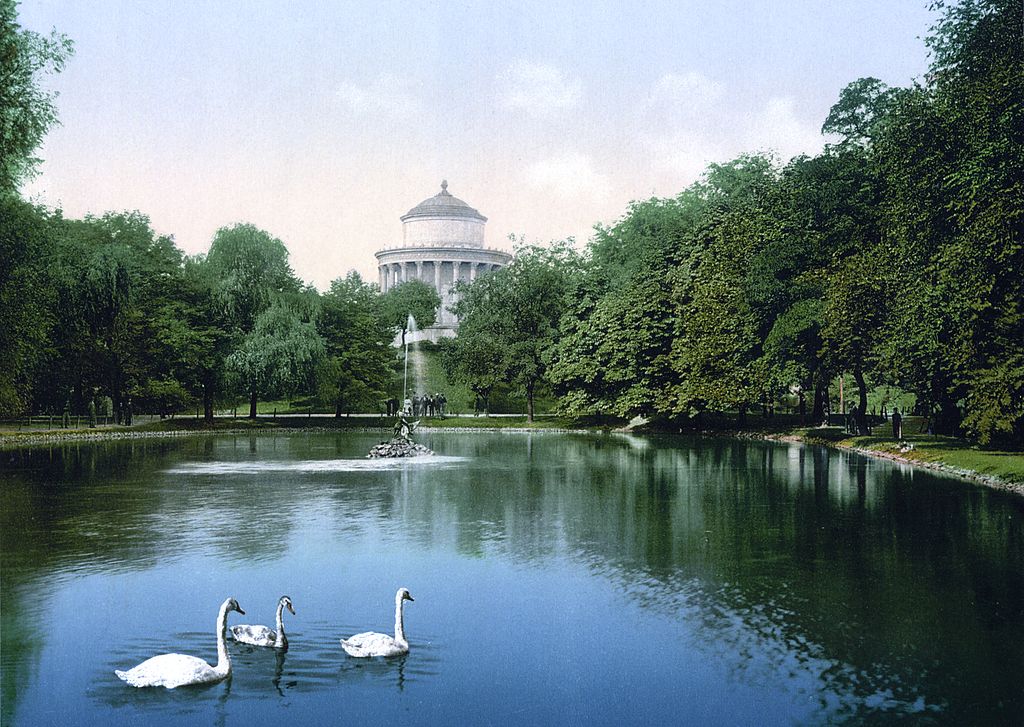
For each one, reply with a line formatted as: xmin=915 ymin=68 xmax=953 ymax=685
xmin=341 ymin=587 xmax=415 ymax=657
xmin=115 ymin=597 xmax=245 ymax=688
xmin=231 ymin=595 xmax=295 ymax=649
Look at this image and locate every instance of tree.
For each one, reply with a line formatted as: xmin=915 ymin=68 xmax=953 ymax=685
xmin=316 ymin=272 xmax=394 ymax=416
xmin=204 ymin=223 xmax=301 ymax=333
xmin=439 ymin=331 xmax=506 ymax=416
xmin=669 ymin=155 xmax=778 ymax=424
xmin=549 ymin=198 xmax=694 ymax=418
xmin=453 ymin=241 xmax=579 ymax=421
xmin=0 ymin=196 xmax=56 ymax=413
xmin=0 ymin=0 xmax=74 ymax=194
xmin=874 ymin=0 xmax=1023 ymax=442
xmin=380 ymin=279 xmax=440 ymax=346
xmin=226 ymin=302 xmax=325 ymax=418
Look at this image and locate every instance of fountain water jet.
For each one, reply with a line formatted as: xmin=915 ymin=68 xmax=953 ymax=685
xmin=369 ymin=313 xmax=433 ymax=458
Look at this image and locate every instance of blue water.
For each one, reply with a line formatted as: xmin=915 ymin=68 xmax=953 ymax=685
xmin=2 ymin=432 xmax=1022 ymax=725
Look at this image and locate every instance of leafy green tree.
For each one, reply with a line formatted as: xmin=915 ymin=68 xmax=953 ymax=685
xmin=874 ymin=0 xmax=1023 ymax=442
xmin=204 ymin=223 xmax=301 ymax=333
xmin=453 ymin=241 xmax=579 ymax=421
xmin=380 ymin=279 xmax=440 ymax=346
xmin=669 ymin=155 xmax=778 ymax=424
xmin=821 ymin=77 xmax=903 ymax=147
xmin=153 ymin=256 xmax=234 ymax=420
xmin=0 ymin=0 xmax=74 ymax=194
xmin=227 ymin=302 xmax=325 ymax=418
xmin=549 ymin=198 xmax=695 ymax=418
xmin=439 ymin=331 xmax=506 ymax=415
xmin=0 ymin=196 xmax=56 ymax=413
xmin=316 ymin=272 xmax=394 ymax=416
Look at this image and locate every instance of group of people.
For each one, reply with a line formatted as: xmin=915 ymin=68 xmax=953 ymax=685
xmin=384 ymin=393 xmax=447 ymax=418
xmin=842 ymin=405 xmax=904 ymax=438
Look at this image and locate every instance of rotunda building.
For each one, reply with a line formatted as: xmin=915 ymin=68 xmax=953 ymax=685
xmin=376 ymin=181 xmax=512 ymax=342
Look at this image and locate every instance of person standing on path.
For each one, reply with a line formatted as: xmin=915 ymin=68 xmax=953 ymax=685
xmin=891 ymin=407 xmax=903 ymax=440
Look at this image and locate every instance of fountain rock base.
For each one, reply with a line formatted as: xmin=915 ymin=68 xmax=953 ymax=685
xmin=367 ymin=435 xmax=434 ymax=458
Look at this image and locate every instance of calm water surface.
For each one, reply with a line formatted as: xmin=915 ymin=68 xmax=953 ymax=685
xmin=2 ymin=432 xmax=1022 ymax=725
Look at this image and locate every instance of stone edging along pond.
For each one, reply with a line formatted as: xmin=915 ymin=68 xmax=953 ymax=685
xmin=2 ymin=425 xmax=1021 ymax=499
xmin=718 ymin=429 xmax=1024 ymax=499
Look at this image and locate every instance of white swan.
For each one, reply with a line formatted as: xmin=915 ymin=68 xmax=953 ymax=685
xmin=115 ymin=597 xmax=245 ymax=688
xmin=341 ymin=588 xmax=415 ymax=657
xmin=231 ymin=595 xmax=295 ymax=649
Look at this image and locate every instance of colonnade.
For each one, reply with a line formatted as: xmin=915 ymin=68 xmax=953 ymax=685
xmin=378 ymin=259 xmax=503 ymax=293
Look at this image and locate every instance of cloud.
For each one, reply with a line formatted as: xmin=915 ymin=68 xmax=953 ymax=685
xmin=750 ymin=96 xmax=824 ymax=161
xmin=337 ymin=74 xmax=423 ymax=119
xmin=648 ymin=72 xmax=725 ymax=110
xmin=497 ymin=61 xmax=582 ymax=119
xmin=525 ymin=152 xmax=610 ymax=200
xmin=637 ymin=72 xmax=824 ymax=184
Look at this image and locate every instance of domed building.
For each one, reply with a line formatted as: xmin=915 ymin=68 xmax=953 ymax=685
xmin=376 ymin=181 xmax=512 ymax=342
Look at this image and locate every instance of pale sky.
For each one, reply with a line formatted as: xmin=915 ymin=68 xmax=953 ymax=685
xmin=19 ymin=0 xmax=936 ymax=289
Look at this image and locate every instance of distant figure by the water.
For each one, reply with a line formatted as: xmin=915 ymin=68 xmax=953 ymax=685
xmin=892 ymin=407 xmax=903 ymax=439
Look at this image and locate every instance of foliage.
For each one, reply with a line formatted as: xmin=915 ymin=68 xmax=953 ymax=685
xmin=0 ymin=196 xmax=55 ymax=413
xmin=453 ymin=241 xmax=580 ymax=421
xmin=380 ymin=279 xmax=441 ymax=345
xmin=316 ymin=272 xmax=394 ymax=416
xmin=438 ymin=332 xmax=506 ymax=414
xmin=226 ymin=302 xmax=326 ymax=418
xmin=0 ymin=0 xmax=74 ymax=193
xmin=204 ymin=223 xmax=301 ymax=333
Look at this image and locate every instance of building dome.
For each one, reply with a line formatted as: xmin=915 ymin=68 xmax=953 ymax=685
xmin=401 ymin=180 xmax=487 ymax=223
xmin=376 ymin=180 xmax=512 ymax=341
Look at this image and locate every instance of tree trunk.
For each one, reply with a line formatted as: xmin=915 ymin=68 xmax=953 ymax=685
xmin=335 ymin=402 xmax=342 ymax=418
xmin=738 ymin=404 xmax=747 ymax=428
xmin=798 ymin=389 xmax=806 ymax=422
xmin=853 ymin=366 xmax=870 ymax=435
xmin=203 ymin=384 xmax=214 ymax=421
xmin=811 ymin=371 xmax=828 ymax=423
xmin=934 ymin=396 xmax=962 ymax=437
xmin=249 ymin=389 xmax=258 ymax=419
xmin=526 ymin=381 xmax=535 ymax=422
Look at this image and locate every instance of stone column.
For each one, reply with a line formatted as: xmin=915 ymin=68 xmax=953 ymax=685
xmin=379 ymin=265 xmax=387 ymax=292
xmin=415 ymin=260 xmax=424 ymax=281
xmin=470 ymin=262 xmax=478 ymax=282
xmin=399 ymin=262 xmax=407 ymax=283
xmin=434 ymin=260 xmax=441 ymax=291
xmin=453 ymin=260 xmax=462 ymax=283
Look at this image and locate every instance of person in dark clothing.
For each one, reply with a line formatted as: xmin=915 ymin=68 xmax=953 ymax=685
xmin=891 ymin=407 xmax=903 ymax=440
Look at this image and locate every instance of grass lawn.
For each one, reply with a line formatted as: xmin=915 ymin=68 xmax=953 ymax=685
xmin=799 ymin=424 xmax=1024 ymax=485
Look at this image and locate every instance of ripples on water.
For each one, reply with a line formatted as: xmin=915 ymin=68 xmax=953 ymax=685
xmin=3 ymin=433 xmax=1021 ymax=725
xmin=164 ymin=456 xmax=469 ymax=475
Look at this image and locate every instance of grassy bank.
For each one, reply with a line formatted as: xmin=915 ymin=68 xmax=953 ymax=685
xmin=797 ymin=427 xmax=1024 ymax=487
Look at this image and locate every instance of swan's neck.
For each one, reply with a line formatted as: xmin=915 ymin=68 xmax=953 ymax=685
xmin=214 ymin=603 xmax=232 ymax=676
xmin=394 ymin=595 xmax=408 ymax=647
xmin=274 ymin=602 xmax=287 ymax=648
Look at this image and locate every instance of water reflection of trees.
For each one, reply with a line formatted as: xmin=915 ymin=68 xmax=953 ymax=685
xmin=3 ymin=433 xmax=1022 ymax=723
xmin=392 ymin=433 xmax=1024 ymax=723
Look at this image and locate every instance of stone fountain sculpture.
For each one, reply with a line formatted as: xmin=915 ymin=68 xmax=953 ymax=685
xmin=367 ymin=416 xmax=434 ymax=458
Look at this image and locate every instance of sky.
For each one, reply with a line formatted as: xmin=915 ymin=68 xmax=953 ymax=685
xmin=18 ymin=0 xmax=938 ymax=289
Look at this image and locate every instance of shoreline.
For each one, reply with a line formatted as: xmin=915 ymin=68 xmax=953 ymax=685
xmin=706 ymin=429 xmax=1024 ymax=498
xmin=2 ymin=422 xmax=1021 ymax=498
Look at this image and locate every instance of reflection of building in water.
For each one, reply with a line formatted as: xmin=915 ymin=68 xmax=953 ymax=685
xmin=375 ymin=181 xmax=512 ymax=343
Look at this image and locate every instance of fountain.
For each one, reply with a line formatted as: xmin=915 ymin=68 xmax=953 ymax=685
xmin=368 ymin=313 xmax=434 ymax=458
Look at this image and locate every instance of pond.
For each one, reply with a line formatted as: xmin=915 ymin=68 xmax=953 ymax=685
xmin=2 ymin=431 xmax=1022 ymax=725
